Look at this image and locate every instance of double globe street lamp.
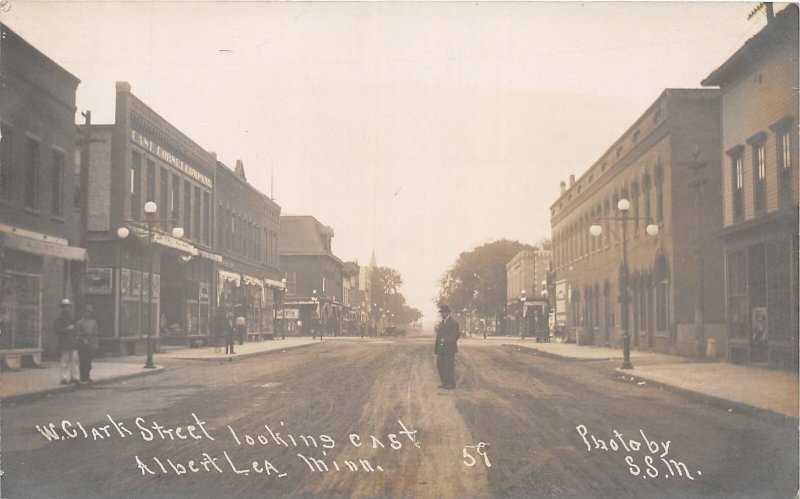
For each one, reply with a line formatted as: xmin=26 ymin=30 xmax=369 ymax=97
xmin=589 ymin=198 xmax=658 ymax=370
xmin=117 ymin=201 xmax=184 ymax=369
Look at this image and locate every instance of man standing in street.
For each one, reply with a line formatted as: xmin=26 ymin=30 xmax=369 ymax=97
xmin=76 ymin=304 xmax=98 ymax=384
xmin=434 ymin=304 xmax=460 ymax=389
xmin=55 ymin=299 xmax=78 ymax=385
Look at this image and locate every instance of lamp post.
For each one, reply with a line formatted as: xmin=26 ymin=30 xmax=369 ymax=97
xmin=280 ymin=277 xmax=287 ymax=339
xmin=312 ymin=289 xmax=318 ymax=339
xmin=117 ymin=201 xmax=184 ymax=369
xmin=519 ymin=289 xmax=527 ymax=339
xmin=590 ymin=198 xmax=658 ymax=369
xmin=541 ymin=288 xmax=550 ymax=342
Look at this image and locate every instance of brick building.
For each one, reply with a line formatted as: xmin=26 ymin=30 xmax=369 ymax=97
xmin=82 ymin=82 xmax=220 ymax=353
xmin=0 ymin=24 xmax=86 ymax=365
xmin=550 ymin=89 xmax=726 ymax=357
xmin=701 ymin=5 xmax=799 ymax=369
xmin=214 ymin=159 xmax=283 ymax=340
xmin=279 ymin=215 xmax=343 ymax=336
xmin=506 ymin=246 xmax=551 ymax=336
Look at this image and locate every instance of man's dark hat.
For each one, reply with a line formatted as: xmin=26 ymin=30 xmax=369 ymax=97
xmin=438 ymin=304 xmax=451 ymax=313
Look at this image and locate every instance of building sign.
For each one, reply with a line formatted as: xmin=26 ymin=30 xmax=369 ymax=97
xmin=283 ymin=308 xmax=299 ymax=320
xmin=85 ymin=268 xmax=112 ymax=295
xmin=555 ymin=280 xmax=567 ymax=327
xmin=130 ymin=130 xmax=212 ymax=188
xmin=151 ymin=231 xmax=198 ymax=256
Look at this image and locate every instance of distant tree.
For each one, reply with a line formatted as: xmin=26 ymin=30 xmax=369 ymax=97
xmin=370 ymin=266 xmax=420 ymax=326
xmin=435 ymin=239 xmax=535 ymax=317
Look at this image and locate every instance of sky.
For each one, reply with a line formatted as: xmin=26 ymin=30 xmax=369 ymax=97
xmin=2 ymin=1 xmax=770 ymax=322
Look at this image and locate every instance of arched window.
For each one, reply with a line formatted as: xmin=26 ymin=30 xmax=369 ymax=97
xmin=631 ymin=181 xmax=640 ymax=234
xmin=654 ymin=252 xmax=669 ymax=332
xmin=655 ymin=163 xmax=664 ymax=224
xmin=642 ymin=171 xmax=652 ymax=225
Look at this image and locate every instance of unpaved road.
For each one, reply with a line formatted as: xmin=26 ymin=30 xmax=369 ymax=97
xmin=2 ymin=338 xmax=796 ymax=498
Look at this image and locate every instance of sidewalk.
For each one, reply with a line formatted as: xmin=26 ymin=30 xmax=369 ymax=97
xmin=1 ymin=338 xmax=321 ymax=403
xmin=1 ymin=359 xmax=165 ymax=404
xmin=159 ymin=337 xmax=321 ymax=361
xmin=501 ymin=339 xmax=799 ymax=419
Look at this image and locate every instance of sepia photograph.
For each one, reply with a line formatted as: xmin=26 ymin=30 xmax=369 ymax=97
xmin=0 ymin=1 xmax=797 ymax=497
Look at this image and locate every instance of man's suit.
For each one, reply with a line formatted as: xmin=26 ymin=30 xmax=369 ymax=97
xmin=434 ymin=315 xmax=460 ymax=388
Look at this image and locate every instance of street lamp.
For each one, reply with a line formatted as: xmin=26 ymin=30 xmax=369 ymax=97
xmin=312 ymin=289 xmax=319 ymax=339
xmin=520 ymin=289 xmax=527 ymax=339
xmin=590 ymin=197 xmax=658 ymax=369
xmin=117 ymin=201 xmax=184 ymax=369
xmin=280 ymin=277 xmax=287 ymax=339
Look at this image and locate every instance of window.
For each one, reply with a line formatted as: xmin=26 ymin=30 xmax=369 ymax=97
xmin=656 ymin=280 xmax=668 ymax=331
xmin=642 ymin=172 xmax=651 ymax=229
xmin=0 ymin=127 xmax=11 ymax=200
xmin=731 ymin=153 xmax=744 ymax=219
xmin=130 ymin=152 xmax=142 ymax=220
xmin=753 ymin=142 xmax=766 ymax=213
xmin=183 ymin=180 xmax=191 ymax=239
xmin=726 ymin=250 xmax=748 ymax=339
xmin=655 ymin=164 xmax=664 ymax=224
xmin=286 ymin=271 xmax=296 ymax=295
xmin=218 ymin=204 xmax=225 ymax=248
xmin=777 ymin=130 xmax=793 ymax=209
xmin=632 ymin=181 xmax=640 ymax=234
xmin=146 ymin=159 xmax=155 ymax=202
xmin=160 ymin=168 xmax=169 ymax=227
xmin=51 ymin=150 xmax=65 ymax=217
xmin=24 ymin=138 xmax=40 ymax=210
xmin=203 ymin=192 xmax=210 ymax=245
xmin=193 ymin=186 xmax=201 ymax=242
xmin=171 ymin=174 xmax=180 ymax=221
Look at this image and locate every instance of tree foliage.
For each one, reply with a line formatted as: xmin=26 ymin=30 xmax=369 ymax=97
xmin=370 ymin=266 xmax=422 ymax=326
xmin=435 ymin=239 xmax=535 ymax=316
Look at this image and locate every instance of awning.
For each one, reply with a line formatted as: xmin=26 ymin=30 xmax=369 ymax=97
xmin=125 ymin=226 xmax=198 ymax=256
xmin=0 ymin=231 xmax=87 ymax=261
xmin=197 ymin=248 xmax=223 ymax=263
xmin=265 ymin=278 xmax=286 ymax=289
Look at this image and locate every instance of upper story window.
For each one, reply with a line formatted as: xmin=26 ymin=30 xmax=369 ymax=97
xmin=729 ymin=148 xmax=744 ymax=220
xmin=25 ymin=137 xmax=40 ymax=210
xmin=752 ymin=139 xmax=766 ymax=214
xmin=655 ymin=164 xmax=664 ymax=224
xmin=51 ymin=149 xmax=65 ymax=218
xmin=776 ymin=125 xmax=794 ymax=209
xmin=146 ymin=159 xmax=156 ymax=202
xmin=130 ymin=151 xmax=142 ymax=220
xmin=286 ymin=271 xmax=296 ymax=295
xmin=0 ymin=127 xmax=11 ymax=201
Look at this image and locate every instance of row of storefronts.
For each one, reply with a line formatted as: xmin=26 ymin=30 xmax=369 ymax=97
xmin=0 ymin=22 xmax=287 ymax=367
xmin=549 ymin=6 xmax=798 ymax=370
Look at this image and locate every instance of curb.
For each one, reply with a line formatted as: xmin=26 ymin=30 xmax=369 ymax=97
xmin=500 ymin=343 xmax=619 ymax=361
xmin=613 ymin=368 xmax=798 ymax=423
xmin=2 ymin=365 xmax=166 ymax=405
xmin=162 ymin=340 xmax=323 ymax=362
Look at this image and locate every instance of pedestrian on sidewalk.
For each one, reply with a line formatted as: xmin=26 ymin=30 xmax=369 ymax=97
xmin=54 ymin=299 xmax=78 ymax=385
xmin=225 ymin=311 xmax=236 ymax=354
xmin=76 ymin=304 xmax=98 ymax=384
xmin=235 ymin=314 xmax=246 ymax=346
xmin=434 ymin=304 xmax=460 ymax=390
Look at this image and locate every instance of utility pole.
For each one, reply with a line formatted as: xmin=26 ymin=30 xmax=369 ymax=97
xmin=688 ymin=149 xmax=708 ymax=359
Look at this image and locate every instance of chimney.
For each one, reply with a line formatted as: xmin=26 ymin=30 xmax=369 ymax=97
xmin=569 ymin=174 xmax=576 ymax=187
xmin=115 ymin=81 xmax=131 ymax=93
xmin=766 ymin=3 xmax=774 ymax=22
xmin=234 ymin=160 xmax=247 ymax=181
xmin=560 ymin=181 xmax=566 ymax=195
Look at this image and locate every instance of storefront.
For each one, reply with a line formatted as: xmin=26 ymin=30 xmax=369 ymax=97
xmin=0 ymin=227 xmax=86 ymax=367
xmin=724 ymin=214 xmax=799 ymax=370
xmin=217 ymin=269 xmax=278 ymax=339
